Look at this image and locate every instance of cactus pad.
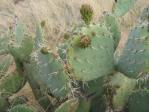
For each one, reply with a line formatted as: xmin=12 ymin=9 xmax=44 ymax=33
xmin=0 ymin=71 xmax=25 ymax=96
xmin=113 ymin=0 xmax=137 ymax=17
xmin=0 ymin=34 xmax=10 ymax=55
xmin=9 ymin=35 xmax=33 ymax=62
xmin=34 ymin=24 xmax=45 ymax=49
xmin=128 ymin=89 xmax=149 ymax=112
xmin=0 ymin=55 xmax=13 ymax=75
xmin=0 ymin=96 xmax=9 ymax=112
xmin=67 ymin=24 xmax=114 ymax=81
xmin=24 ymin=50 xmax=69 ymax=97
xmin=80 ymin=76 xmax=105 ymax=97
xmin=101 ymin=13 xmax=121 ymax=49
xmin=139 ymin=5 xmax=149 ymax=22
xmin=55 ymin=98 xmax=90 ymax=112
xmin=115 ymin=23 xmax=149 ymax=78
xmin=55 ymin=99 xmax=79 ymax=112
xmin=9 ymin=104 xmax=36 ymax=112
xmin=108 ymin=72 xmax=136 ymax=111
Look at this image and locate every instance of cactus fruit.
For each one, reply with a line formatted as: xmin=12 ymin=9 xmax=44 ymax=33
xmin=115 ymin=22 xmax=149 ymax=78
xmin=9 ymin=104 xmax=36 ymax=112
xmin=67 ymin=24 xmax=114 ymax=81
xmin=113 ymin=0 xmax=137 ymax=17
xmin=80 ymin=4 xmax=93 ymax=25
xmin=0 ymin=71 xmax=25 ymax=96
xmin=40 ymin=21 xmax=46 ymax=28
xmin=79 ymin=35 xmax=91 ymax=48
xmin=127 ymin=89 xmax=149 ymax=112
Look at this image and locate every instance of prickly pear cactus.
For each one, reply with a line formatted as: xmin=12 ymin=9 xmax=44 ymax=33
xmin=55 ymin=98 xmax=90 ymax=112
xmin=0 ymin=2 xmax=148 ymax=112
xmin=80 ymin=76 xmax=105 ymax=97
xmin=90 ymin=95 xmax=106 ymax=112
xmin=0 ymin=33 xmax=10 ymax=55
xmin=115 ymin=22 xmax=149 ymax=78
xmin=0 ymin=71 xmax=25 ymax=96
xmin=67 ymin=24 xmax=114 ymax=81
xmin=113 ymin=0 xmax=137 ymax=17
xmin=0 ymin=55 xmax=13 ymax=75
xmin=108 ymin=72 xmax=136 ymax=111
xmin=9 ymin=35 xmax=34 ymax=62
xmin=101 ymin=12 xmax=121 ymax=49
xmin=0 ymin=96 xmax=9 ymax=112
xmin=127 ymin=89 xmax=149 ymax=112
xmin=9 ymin=104 xmax=36 ymax=112
xmin=24 ymin=50 xmax=69 ymax=98
xmin=8 ymin=22 xmax=34 ymax=62
xmin=139 ymin=5 xmax=149 ymax=22
xmin=34 ymin=23 xmax=45 ymax=49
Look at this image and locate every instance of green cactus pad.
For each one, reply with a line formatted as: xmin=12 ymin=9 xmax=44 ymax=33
xmin=136 ymin=75 xmax=149 ymax=89
xmin=113 ymin=0 xmax=137 ymax=17
xmin=34 ymin=24 xmax=44 ymax=49
xmin=9 ymin=35 xmax=34 ymax=61
xmin=75 ymin=98 xmax=90 ymax=112
xmin=67 ymin=24 xmax=114 ymax=81
xmin=108 ymin=72 xmax=136 ymax=111
xmin=0 ymin=71 xmax=25 ymax=96
xmin=55 ymin=98 xmax=90 ymax=112
xmin=58 ymin=43 xmax=68 ymax=62
xmin=115 ymin=23 xmax=149 ymax=78
xmin=80 ymin=76 xmax=105 ymax=97
xmin=139 ymin=5 xmax=149 ymax=22
xmin=0 ymin=55 xmax=13 ymax=74
xmin=58 ymin=34 xmax=73 ymax=62
xmin=9 ymin=104 xmax=36 ymax=112
xmin=24 ymin=72 xmax=54 ymax=111
xmin=10 ymin=96 xmax=28 ymax=106
xmin=101 ymin=13 xmax=121 ymax=49
xmin=0 ymin=96 xmax=9 ymax=112
xmin=90 ymin=95 xmax=106 ymax=112
xmin=55 ymin=99 xmax=79 ymax=112
xmin=0 ymin=34 xmax=10 ymax=55
xmin=128 ymin=89 xmax=149 ymax=112
xmin=24 ymin=51 xmax=69 ymax=98
xmin=15 ymin=21 xmax=25 ymax=44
